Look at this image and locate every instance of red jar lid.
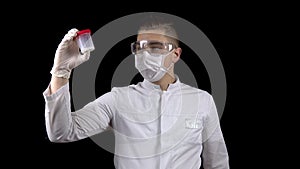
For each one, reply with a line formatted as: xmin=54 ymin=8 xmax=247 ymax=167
xmin=77 ymin=29 xmax=91 ymax=36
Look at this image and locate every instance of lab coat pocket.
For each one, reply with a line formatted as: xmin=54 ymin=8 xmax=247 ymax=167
xmin=183 ymin=118 xmax=204 ymax=145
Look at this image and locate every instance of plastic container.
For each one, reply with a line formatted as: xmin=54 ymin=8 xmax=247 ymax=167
xmin=76 ymin=29 xmax=95 ymax=53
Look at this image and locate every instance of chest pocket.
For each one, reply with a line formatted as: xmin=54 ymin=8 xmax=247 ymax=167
xmin=182 ymin=118 xmax=204 ymax=145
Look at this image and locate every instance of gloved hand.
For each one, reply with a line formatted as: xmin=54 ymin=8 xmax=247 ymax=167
xmin=50 ymin=28 xmax=90 ymax=79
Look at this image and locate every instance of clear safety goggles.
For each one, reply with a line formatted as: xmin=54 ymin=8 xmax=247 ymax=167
xmin=131 ymin=40 xmax=176 ymax=55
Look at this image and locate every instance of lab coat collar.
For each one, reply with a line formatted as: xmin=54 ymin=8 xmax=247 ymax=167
xmin=142 ymin=74 xmax=181 ymax=92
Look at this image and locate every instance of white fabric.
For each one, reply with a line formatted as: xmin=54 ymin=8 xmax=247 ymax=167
xmin=43 ymin=76 xmax=229 ymax=169
xmin=135 ymin=50 xmax=174 ymax=82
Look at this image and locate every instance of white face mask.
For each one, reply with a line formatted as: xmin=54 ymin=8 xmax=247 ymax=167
xmin=135 ymin=50 xmax=174 ymax=82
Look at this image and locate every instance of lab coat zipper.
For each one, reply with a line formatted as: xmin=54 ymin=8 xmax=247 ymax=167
xmin=159 ymin=90 xmax=167 ymax=169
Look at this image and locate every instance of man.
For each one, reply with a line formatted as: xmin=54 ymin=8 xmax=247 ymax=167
xmin=43 ymin=18 xmax=230 ymax=169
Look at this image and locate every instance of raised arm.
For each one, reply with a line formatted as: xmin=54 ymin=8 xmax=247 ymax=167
xmin=43 ymin=29 xmax=114 ymax=142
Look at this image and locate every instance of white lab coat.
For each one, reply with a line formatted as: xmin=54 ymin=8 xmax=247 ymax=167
xmin=43 ymin=76 xmax=229 ymax=169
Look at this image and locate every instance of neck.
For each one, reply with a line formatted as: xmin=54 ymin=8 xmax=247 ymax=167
xmin=154 ymin=73 xmax=176 ymax=91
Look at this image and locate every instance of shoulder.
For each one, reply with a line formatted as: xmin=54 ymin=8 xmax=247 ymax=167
xmin=179 ymin=82 xmax=212 ymax=99
xmin=111 ymin=85 xmax=131 ymax=92
xmin=110 ymin=84 xmax=141 ymax=96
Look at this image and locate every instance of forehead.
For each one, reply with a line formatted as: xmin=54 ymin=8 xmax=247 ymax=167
xmin=137 ymin=33 xmax=169 ymax=43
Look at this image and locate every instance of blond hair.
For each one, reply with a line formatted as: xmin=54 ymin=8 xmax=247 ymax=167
xmin=138 ymin=16 xmax=179 ymax=47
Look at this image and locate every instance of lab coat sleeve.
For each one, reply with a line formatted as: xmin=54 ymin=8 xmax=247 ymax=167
xmin=43 ymin=82 xmax=115 ymax=142
xmin=202 ymin=95 xmax=230 ymax=169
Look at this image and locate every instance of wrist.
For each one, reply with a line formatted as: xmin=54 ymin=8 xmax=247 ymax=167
xmin=50 ymin=74 xmax=69 ymax=94
xmin=50 ymin=68 xmax=71 ymax=79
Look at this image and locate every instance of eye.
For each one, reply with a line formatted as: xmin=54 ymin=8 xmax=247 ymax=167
xmin=147 ymin=42 xmax=165 ymax=49
xmin=131 ymin=40 xmax=175 ymax=55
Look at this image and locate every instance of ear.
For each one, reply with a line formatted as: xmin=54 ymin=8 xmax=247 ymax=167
xmin=172 ymin=47 xmax=182 ymax=63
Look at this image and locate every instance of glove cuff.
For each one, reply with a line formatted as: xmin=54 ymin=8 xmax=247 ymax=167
xmin=50 ymin=69 xmax=71 ymax=79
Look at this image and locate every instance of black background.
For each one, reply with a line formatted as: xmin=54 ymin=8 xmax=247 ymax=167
xmin=5 ymin=2 xmax=292 ymax=168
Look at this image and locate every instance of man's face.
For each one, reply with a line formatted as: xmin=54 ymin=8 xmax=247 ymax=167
xmin=136 ymin=33 xmax=177 ymax=68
